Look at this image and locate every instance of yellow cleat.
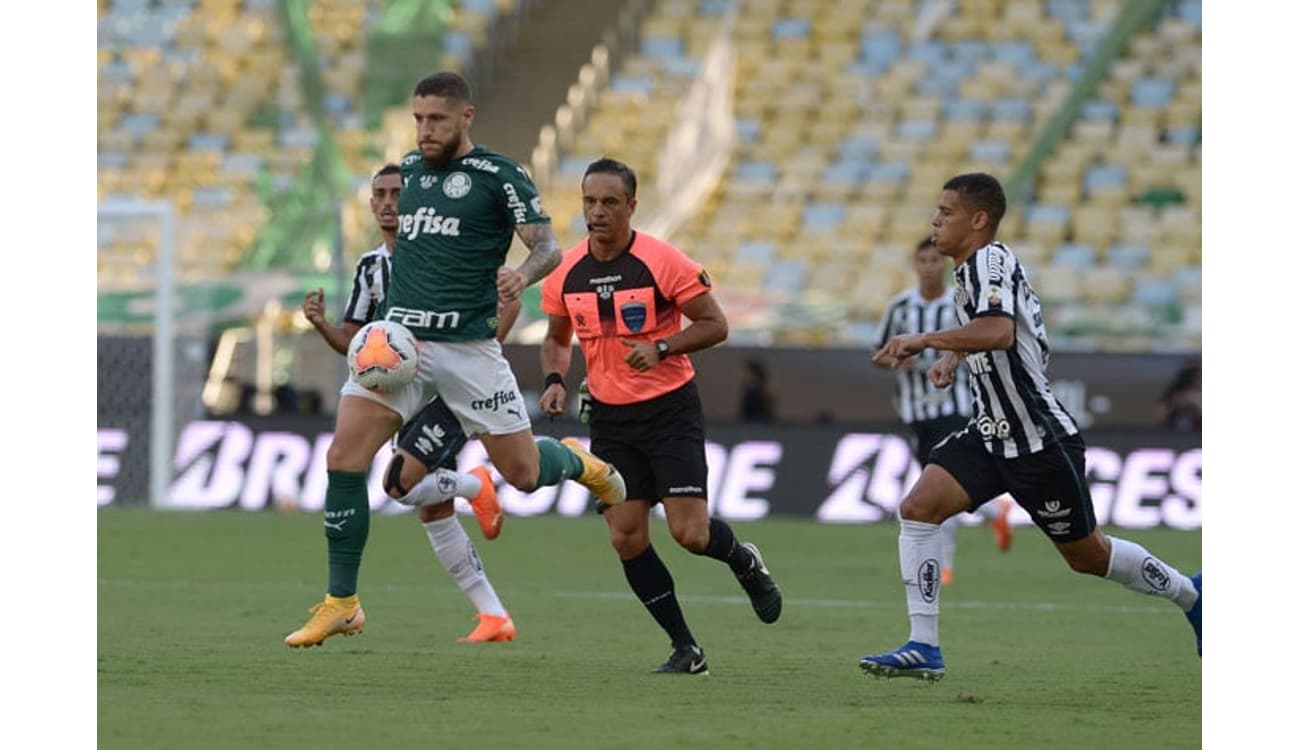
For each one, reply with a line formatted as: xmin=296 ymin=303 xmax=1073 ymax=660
xmin=458 ymin=612 xmax=517 ymax=643
xmin=284 ymin=594 xmax=366 ymax=647
xmin=561 ymin=438 xmax=627 ymax=505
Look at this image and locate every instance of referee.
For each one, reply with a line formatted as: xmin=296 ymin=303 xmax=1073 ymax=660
xmin=539 ymin=158 xmax=782 ymax=676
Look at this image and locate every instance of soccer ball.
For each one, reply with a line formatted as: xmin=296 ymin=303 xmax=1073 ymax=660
xmin=347 ymin=320 xmax=419 ymax=393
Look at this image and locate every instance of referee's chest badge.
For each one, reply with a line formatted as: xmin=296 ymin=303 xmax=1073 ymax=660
xmin=619 ymin=301 xmax=647 ymax=332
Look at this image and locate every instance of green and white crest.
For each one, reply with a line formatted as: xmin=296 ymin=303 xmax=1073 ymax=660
xmin=442 ymin=171 xmax=472 ymax=199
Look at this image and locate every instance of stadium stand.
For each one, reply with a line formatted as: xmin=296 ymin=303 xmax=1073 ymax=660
xmin=527 ymin=0 xmax=1200 ymax=349
xmin=99 ymin=0 xmax=1200 ymax=353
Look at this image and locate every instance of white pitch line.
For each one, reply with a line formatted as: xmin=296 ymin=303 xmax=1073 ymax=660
xmin=551 ymin=591 xmax=1172 ymax=615
xmin=96 ymin=578 xmax=1170 ymax=615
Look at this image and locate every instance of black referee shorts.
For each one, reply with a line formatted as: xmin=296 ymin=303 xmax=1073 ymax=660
xmin=589 ymin=380 xmax=708 ymax=503
xmin=929 ymin=427 xmax=1096 ymax=543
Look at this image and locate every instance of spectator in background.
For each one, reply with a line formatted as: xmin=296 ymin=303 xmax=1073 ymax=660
xmin=738 ymin=357 xmax=776 ymax=422
xmin=1158 ymin=357 xmax=1201 ymax=432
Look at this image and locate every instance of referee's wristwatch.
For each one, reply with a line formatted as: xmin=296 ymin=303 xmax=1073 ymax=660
xmin=654 ymin=339 xmax=671 ymax=360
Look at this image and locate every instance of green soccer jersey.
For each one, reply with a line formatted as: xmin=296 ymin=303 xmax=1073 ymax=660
xmin=384 ymin=145 xmax=550 ymax=341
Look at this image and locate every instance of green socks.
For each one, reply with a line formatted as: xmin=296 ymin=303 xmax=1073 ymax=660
xmin=325 ymin=470 xmax=370 ymax=597
xmin=535 ymin=436 xmax=584 ymax=486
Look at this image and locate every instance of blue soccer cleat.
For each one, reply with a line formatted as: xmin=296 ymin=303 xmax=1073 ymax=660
xmin=859 ymin=640 xmax=946 ymax=682
xmin=1185 ymin=572 xmax=1201 ymax=657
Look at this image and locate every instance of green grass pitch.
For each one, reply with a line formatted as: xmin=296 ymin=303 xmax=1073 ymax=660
xmin=98 ymin=508 xmax=1201 ymax=749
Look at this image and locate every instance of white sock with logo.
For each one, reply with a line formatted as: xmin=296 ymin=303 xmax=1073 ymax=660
xmin=400 ymin=469 xmax=483 ymax=506
xmin=423 ymin=516 xmax=506 ymax=616
xmin=1104 ymin=535 xmax=1199 ymax=610
xmin=939 ymin=516 xmax=959 ymax=572
xmin=899 ymin=519 xmax=943 ymax=646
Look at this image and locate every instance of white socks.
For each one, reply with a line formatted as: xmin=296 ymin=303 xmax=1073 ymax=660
xmin=423 ymin=516 xmax=505 ymax=616
xmin=939 ymin=517 xmax=959 ymax=571
xmin=1104 ymin=535 xmax=1200 ymax=611
xmin=899 ymin=519 xmax=943 ymax=646
xmin=398 ymin=468 xmax=483 ymax=507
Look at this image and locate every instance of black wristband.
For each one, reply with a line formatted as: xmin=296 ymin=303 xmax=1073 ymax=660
xmin=544 ymin=372 xmax=566 ymax=389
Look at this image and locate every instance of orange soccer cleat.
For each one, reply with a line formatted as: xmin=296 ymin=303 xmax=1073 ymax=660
xmin=458 ymin=612 xmax=517 ymax=643
xmin=990 ymin=497 xmax=1014 ymax=553
xmin=466 ymin=466 xmax=503 ymax=540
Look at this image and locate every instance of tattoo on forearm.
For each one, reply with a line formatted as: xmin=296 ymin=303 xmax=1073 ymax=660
xmin=514 ymin=223 xmax=561 ymax=285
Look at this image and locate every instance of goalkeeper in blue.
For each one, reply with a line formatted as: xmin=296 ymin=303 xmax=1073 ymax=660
xmin=862 ymin=173 xmax=1201 ymax=682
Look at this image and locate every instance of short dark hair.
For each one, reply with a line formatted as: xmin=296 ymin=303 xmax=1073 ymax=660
xmin=413 ymin=71 xmax=472 ymax=103
xmin=942 ymin=172 xmax=1006 ymax=231
xmin=583 ymin=157 xmax=638 ymax=198
xmin=373 ymin=163 xmax=401 ymax=180
xmin=915 ymin=236 xmax=936 ymax=253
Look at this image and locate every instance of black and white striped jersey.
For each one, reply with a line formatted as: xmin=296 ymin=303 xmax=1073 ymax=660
xmin=876 ymin=286 xmax=973 ymax=424
xmin=341 ymin=243 xmax=392 ymax=325
xmin=952 ymin=241 xmax=1079 ymax=458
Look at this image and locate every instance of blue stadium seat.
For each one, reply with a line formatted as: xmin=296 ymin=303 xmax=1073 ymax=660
xmin=1084 ymin=164 xmax=1128 ymax=193
xmin=1131 ymin=77 xmax=1177 ymax=108
xmin=700 ymin=0 xmax=731 ymax=17
xmin=991 ymin=98 xmax=1032 ymax=122
xmin=188 ymin=133 xmax=229 ymax=152
xmin=860 ymin=29 xmax=902 ymax=67
xmin=763 ymin=259 xmax=808 ymax=293
xmin=736 ymin=119 xmax=762 ymax=145
xmin=1025 ymin=203 xmax=1070 ymax=226
xmin=944 ymin=99 xmax=987 ymax=121
xmin=1131 ymin=277 xmax=1179 ymax=307
xmin=898 ymin=120 xmax=938 ymax=141
xmin=770 ymin=17 xmax=811 ymax=40
xmin=865 ymin=162 xmax=910 ymax=184
xmin=735 ymin=160 xmax=779 ymax=184
xmin=802 ymin=203 xmax=846 ymax=232
xmin=642 ymin=36 xmax=683 ymax=61
xmin=609 ymin=75 xmax=654 ymax=97
xmin=120 ymin=113 xmax=160 ymax=136
xmin=1080 ymin=99 xmax=1118 ymax=121
xmin=99 ymin=153 xmax=131 ymax=170
xmin=1054 ymin=243 xmax=1096 ymax=268
xmin=1106 ymin=243 xmax=1151 ymax=269
xmin=1167 ymin=125 xmax=1200 ymax=146
xmin=736 ymin=241 xmax=776 ymax=265
xmin=969 ymin=139 xmax=1011 ymax=164
xmin=951 ymin=40 xmax=990 ymax=64
xmin=907 ymin=40 xmax=947 ymax=67
xmin=1018 ymin=59 xmax=1061 ymax=84
xmin=838 ymin=135 xmax=879 ymax=161
xmin=824 ymin=161 xmax=868 ymax=185
xmin=993 ymin=41 xmax=1036 ymax=67
xmin=662 ymin=57 xmax=700 ymax=76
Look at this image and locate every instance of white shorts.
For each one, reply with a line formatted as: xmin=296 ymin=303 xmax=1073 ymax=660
xmin=339 ymin=338 xmax=531 ymax=438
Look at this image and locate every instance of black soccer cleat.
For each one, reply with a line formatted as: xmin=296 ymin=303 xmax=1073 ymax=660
xmin=652 ymin=644 xmax=709 ymax=676
xmin=736 ymin=542 xmax=782 ymax=624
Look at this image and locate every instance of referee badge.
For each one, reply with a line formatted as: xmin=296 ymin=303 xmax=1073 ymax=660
xmin=619 ymin=301 xmax=647 ymax=333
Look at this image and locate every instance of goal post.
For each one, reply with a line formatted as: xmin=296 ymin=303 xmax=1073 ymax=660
xmin=97 ymin=200 xmax=176 ymax=509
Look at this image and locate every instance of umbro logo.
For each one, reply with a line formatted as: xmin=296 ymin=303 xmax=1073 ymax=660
xmin=1036 ymin=500 xmax=1071 ymax=519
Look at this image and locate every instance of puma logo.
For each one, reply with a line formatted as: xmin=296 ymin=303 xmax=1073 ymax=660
xmin=324 ymin=519 xmax=347 ymax=532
